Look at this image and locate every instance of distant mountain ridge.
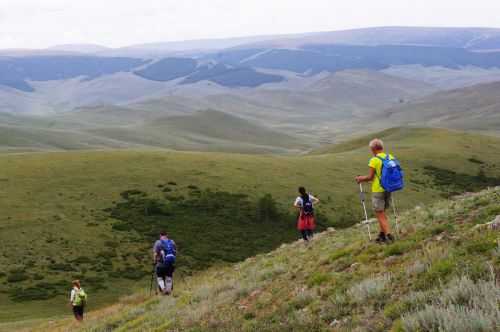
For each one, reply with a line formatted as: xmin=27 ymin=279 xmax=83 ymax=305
xmin=235 ymin=26 xmax=500 ymax=51
xmin=1 ymin=26 xmax=500 ymax=153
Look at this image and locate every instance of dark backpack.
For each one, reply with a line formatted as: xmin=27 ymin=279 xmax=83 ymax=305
xmin=377 ymin=155 xmax=404 ymax=193
xmin=157 ymin=239 xmax=176 ymax=264
xmin=302 ymin=194 xmax=314 ymax=215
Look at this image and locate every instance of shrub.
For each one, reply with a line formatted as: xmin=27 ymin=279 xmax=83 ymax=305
xmin=429 ymin=223 xmax=454 ymax=236
xmin=32 ymin=273 xmax=44 ymax=281
xmin=384 ymin=241 xmax=414 ymax=257
xmin=329 ymin=248 xmax=351 ymax=262
xmin=465 ymin=240 xmax=496 ymax=254
xmin=256 ymin=194 xmax=279 ymax=222
xmin=348 ymin=274 xmax=391 ymax=303
xmin=71 ymin=256 xmax=93 ymax=264
xmin=290 ymin=290 xmax=314 ymax=310
xmin=243 ymin=312 xmax=256 ymax=320
xmin=7 ymin=271 xmax=29 ymax=283
xmin=110 ymin=268 xmax=147 ymax=281
xmin=307 ymin=272 xmax=331 ymax=287
xmin=48 ymin=263 xmax=75 ymax=272
xmin=9 ymin=287 xmax=56 ymax=302
xmin=414 ymin=258 xmax=455 ymax=290
xmin=402 ymin=276 xmax=500 ymax=332
xmin=120 ymin=190 xmax=146 ymax=200
xmin=468 ymin=158 xmax=484 ymax=165
xmin=105 ymin=241 xmax=119 ymax=249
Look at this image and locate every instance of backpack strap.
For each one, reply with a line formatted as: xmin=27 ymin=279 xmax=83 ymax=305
xmin=375 ymin=155 xmax=387 ymax=179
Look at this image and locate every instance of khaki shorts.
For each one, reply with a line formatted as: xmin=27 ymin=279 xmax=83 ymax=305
xmin=372 ymin=192 xmax=391 ymax=212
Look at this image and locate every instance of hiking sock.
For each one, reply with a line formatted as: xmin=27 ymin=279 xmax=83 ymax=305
xmin=165 ymin=277 xmax=173 ymax=294
xmin=157 ymin=278 xmax=165 ymax=292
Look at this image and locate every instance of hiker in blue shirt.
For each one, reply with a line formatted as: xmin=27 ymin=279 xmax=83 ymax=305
xmin=153 ymin=231 xmax=177 ymax=295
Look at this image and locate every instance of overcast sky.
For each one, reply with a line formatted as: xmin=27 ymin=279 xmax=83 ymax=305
xmin=1 ymin=0 xmax=500 ymax=49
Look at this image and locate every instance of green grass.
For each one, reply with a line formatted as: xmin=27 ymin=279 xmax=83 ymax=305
xmin=25 ymin=186 xmax=500 ymax=332
xmin=0 ymin=127 xmax=499 ymax=324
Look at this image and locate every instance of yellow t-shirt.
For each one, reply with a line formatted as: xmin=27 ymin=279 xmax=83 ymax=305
xmin=368 ymin=152 xmax=394 ymax=193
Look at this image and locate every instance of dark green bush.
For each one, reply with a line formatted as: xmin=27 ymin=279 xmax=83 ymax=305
xmin=48 ymin=263 xmax=75 ymax=272
xmin=32 ymin=273 xmax=44 ymax=281
xmin=104 ymin=241 xmax=119 ymax=249
xmin=7 ymin=271 xmax=29 ymax=283
xmin=106 ymin=189 xmax=303 ymax=273
xmin=120 ymin=190 xmax=146 ymax=200
xmin=465 ymin=240 xmax=496 ymax=254
xmin=71 ymin=256 xmax=93 ymax=264
xmin=9 ymin=287 xmax=55 ymax=302
xmin=256 ymin=194 xmax=279 ymax=222
xmin=468 ymin=158 xmax=484 ymax=164
xmin=384 ymin=241 xmax=414 ymax=257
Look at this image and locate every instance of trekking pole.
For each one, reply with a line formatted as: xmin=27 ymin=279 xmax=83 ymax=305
xmin=391 ymin=195 xmax=400 ymax=237
xmin=149 ymin=265 xmax=156 ymax=296
xmin=359 ymin=183 xmax=372 ymax=240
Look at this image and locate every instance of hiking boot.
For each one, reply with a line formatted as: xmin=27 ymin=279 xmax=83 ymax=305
xmin=375 ymin=232 xmax=387 ymax=243
xmin=386 ymin=234 xmax=395 ymax=243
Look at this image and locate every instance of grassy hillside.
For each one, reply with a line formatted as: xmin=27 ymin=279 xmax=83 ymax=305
xmin=382 ymin=65 xmax=500 ymax=90
xmin=0 ymin=128 xmax=499 ymax=324
xmin=86 ymin=110 xmax=306 ymax=154
xmin=378 ymin=82 xmax=500 ymax=135
xmin=23 ymin=186 xmax=500 ymax=332
xmin=0 ymin=110 xmax=308 ymax=154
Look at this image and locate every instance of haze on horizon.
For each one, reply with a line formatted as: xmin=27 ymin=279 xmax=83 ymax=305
xmin=1 ymin=0 xmax=500 ymax=49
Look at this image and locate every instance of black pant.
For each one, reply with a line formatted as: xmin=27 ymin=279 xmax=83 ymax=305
xmin=156 ymin=262 xmax=175 ymax=278
xmin=156 ymin=262 xmax=175 ymax=292
xmin=301 ymin=229 xmax=313 ymax=241
xmin=72 ymin=305 xmax=84 ymax=319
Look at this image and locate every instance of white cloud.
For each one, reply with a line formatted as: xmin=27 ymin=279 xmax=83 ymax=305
xmin=0 ymin=0 xmax=499 ymax=49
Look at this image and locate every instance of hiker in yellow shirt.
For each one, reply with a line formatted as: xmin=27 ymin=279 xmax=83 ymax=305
xmin=356 ymin=138 xmax=395 ymax=243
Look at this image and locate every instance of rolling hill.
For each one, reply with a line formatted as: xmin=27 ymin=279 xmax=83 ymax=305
xmin=0 ymin=128 xmax=499 ymax=326
xmin=0 ymin=110 xmax=305 ymax=154
xmin=84 ymin=110 xmax=307 ymax=154
xmin=0 ymin=69 xmax=443 ymax=153
xmin=378 ymin=81 xmax=500 ymax=135
xmin=0 ymin=26 xmax=499 ymax=154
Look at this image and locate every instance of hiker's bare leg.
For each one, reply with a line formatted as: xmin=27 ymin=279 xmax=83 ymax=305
xmin=375 ymin=211 xmax=390 ymax=235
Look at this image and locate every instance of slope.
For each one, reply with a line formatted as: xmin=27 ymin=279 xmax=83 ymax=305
xmin=27 ymin=187 xmax=500 ymax=332
xmin=85 ymin=110 xmax=307 ymax=154
xmin=0 ymin=128 xmax=499 ymax=325
xmin=379 ymin=81 xmax=500 ymax=135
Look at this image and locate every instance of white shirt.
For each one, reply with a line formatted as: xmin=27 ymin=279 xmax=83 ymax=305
xmin=294 ymin=194 xmax=317 ymax=207
xmin=70 ymin=287 xmax=78 ymax=304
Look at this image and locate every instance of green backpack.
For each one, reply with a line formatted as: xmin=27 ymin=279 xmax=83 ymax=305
xmin=74 ymin=288 xmax=87 ymax=306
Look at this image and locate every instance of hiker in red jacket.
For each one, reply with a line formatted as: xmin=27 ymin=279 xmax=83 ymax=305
xmin=294 ymin=186 xmax=319 ymax=242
